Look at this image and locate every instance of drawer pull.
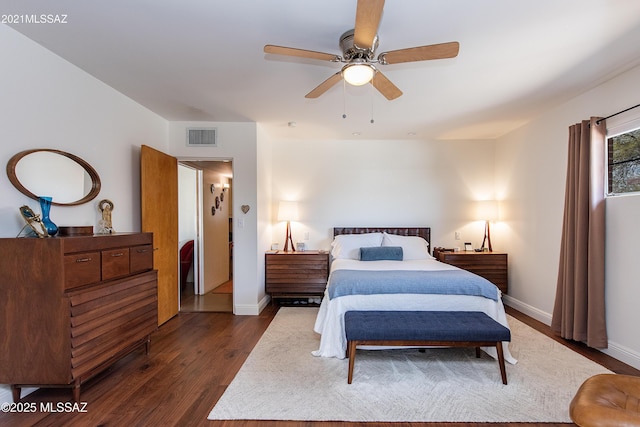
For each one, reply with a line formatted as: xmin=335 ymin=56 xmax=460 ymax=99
xmin=136 ymin=248 xmax=150 ymax=253
xmin=75 ymin=257 xmax=92 ymax=263
xmin=111 ymin=252 xmax=125 ymax=257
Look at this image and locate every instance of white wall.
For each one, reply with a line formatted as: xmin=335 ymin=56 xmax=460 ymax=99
xmin=0 ymin=25 xmax=168 ymax=237
xmin=495 ymin=64 xmax=640 ymax=369
xmin=269 ymin=138 xmax=497 ymax=252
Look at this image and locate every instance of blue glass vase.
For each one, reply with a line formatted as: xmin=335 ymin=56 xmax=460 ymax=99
xmin=38 ymin=196 xmax=58 ymax=237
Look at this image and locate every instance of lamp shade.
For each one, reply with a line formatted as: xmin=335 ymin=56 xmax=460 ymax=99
xmin=277 ymin=201 xmax=299 ymax=222
xmin=476 ymin=200 xmax=498 ymax=221
xmin=342 ymin=63 xmax=375 ymax=86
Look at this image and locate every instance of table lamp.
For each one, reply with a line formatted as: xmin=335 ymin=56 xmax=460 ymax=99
xmin=277 ymin=201 xmax=299 ymax=252
xmin=477 ymin=200 xmax=498 ymax=252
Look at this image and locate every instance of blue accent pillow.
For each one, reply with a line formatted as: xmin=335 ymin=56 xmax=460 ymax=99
xmin=359 ymin=246 xmax=403 ymax=261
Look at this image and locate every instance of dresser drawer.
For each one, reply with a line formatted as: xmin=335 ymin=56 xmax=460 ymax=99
xmin=64 ymin=251 xmax=101 ymax=289
xmin=101 ymin=247 xmax=130 ymax=280
xmin=67 ymin=271 xmax=158 ymax=379
xmin=130 ymin=244 xmax=153 ymax=273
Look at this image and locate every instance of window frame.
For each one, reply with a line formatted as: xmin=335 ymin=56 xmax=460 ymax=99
xmin=605 ymin=115 xmax=640 ymax=198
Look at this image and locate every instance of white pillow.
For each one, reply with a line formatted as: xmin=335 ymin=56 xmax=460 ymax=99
xmin=331 ymin=233 xmax=383 ymax=260
xmin=381 ymin=233 xmax=433 ymax=260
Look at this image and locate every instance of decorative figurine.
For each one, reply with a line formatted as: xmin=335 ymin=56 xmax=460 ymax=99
xmin=18 ymin=205 xmax=48 ymax=238
xmin=97 ymin=199 xmax=115 ymax=234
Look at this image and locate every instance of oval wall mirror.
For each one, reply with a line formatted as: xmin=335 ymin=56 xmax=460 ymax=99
xmin=7 ymin=149 xmax=101 ymax=206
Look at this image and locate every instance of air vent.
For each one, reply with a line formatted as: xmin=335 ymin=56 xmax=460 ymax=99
xmin=186 ymin=128 xmax=217 ymax=147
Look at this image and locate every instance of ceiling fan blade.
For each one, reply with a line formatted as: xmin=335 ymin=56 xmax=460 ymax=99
xmin=372 ymin=71 xmax=402 ymax=100
xmin=305 ymin=72 xmax=343 ymax=98
xmin=264 ymin=45 xmax=340 ymax=62
xmin=379 ymin=41 xmax=460 ymax=64
xmin=354 ymin=0 xmax=385 ymax=49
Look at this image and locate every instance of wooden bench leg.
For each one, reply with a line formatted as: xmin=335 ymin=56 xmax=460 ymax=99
xmin=347 ymin=341 xmax=357 ymax=384
xmin=496 ymin=342 xmax=507 ymax=385
xmin=11 ymin=385 xmax=20 ymax=403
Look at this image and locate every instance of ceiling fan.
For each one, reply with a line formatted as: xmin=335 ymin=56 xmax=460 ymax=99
xmin=263 ymin=0 xmax=459 ymax=101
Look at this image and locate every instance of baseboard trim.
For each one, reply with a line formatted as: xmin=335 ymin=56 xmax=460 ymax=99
xmin=233 ymin=294 xmax=271 ymax=315
xmin=258 ymin=294 xmax=271 ymax=313
xmin=502 ymin=295 xmax=552 ymax=325
xmin=503 ymin=295 xmax=640 ymax=371
xmin=601 ymin=339 xmax=640 ymax=370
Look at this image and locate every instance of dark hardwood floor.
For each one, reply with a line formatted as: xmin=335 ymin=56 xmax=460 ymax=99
xmin=1 ymin=304 xmax=638 ymax=427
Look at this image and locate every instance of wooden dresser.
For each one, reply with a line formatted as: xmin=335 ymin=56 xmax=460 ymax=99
xmin=0 ymin=233 xmax=158 ymax=402
xmin=265 ymin=251 xmax=329 ymax=303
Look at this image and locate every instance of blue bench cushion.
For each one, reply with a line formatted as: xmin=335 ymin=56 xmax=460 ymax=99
xmin=344 ymin=311 xmax=511 ymax=342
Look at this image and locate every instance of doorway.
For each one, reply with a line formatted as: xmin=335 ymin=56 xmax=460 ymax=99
xmin=178 ymin=160 xmax=233 ymax=312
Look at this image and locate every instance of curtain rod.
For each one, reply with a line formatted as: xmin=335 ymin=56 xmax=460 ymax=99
xmin=596 ymin=103 xmax=640 ymax=125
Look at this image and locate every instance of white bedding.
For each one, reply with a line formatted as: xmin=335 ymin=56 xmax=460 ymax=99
xmin=312 ymin=258 xmax=516 ymax=364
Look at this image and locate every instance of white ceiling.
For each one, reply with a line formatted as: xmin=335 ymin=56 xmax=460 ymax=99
xmin=6 ymin=0 xmax=640 ymax=141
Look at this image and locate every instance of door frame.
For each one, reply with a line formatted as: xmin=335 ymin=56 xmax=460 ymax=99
xmin=178 ymin=157 xmax=233 ymax=301
xmin=177 ymin=163 xmax=202 ymax=297
xmin=195 ymin=168 xmax=205 ymax=295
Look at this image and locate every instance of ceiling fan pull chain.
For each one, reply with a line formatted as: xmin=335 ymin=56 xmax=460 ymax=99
xmin=342 ymin=79 xmax=347 ymax=119
xmin=370 ymin=82 xmax=375 ymax=124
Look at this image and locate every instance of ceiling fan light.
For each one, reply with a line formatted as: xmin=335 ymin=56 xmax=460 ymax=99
xmin=342 ymin=63 xmax=375 ymax=86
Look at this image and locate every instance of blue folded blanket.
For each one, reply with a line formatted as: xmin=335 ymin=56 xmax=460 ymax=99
xmin=328 ymin=269 xmax=498 ymax=301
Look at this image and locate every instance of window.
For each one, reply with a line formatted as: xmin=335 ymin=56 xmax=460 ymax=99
xmin=607 ymin=127 xmax=640 ymax=195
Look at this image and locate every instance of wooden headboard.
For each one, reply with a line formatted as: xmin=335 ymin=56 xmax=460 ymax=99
xmin=333 ymin=227 xmax=431 ymax=252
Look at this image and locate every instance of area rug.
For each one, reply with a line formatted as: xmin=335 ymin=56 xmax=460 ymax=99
xmin=208 ymin=307 xmax=612 ymax=422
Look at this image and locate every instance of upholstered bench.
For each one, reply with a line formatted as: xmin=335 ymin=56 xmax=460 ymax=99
xmin=344 ymin=310 xmax=511 ymax=384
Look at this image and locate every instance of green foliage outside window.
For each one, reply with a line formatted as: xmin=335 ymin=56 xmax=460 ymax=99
xmin=608 ymin=128 xmax=640 ymax=195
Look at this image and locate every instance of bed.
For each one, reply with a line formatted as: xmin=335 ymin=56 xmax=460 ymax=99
xmin=312 ymin=227 xmax=516 ymax=364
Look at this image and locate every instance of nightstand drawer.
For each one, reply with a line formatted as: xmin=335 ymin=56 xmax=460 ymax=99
xmin=265 ymin=251 xmax=329 ymax=298
xmin=435 ymin=251 xmax=508 ymax=294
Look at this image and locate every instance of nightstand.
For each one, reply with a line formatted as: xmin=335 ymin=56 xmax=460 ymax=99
xmin=434 ymin=250 xmax=508 ymax=294
xmin=265 ymin=250 xmax=329 ymax=304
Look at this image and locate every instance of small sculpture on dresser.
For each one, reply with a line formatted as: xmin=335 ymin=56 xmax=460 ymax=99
xmin=97 ymin=199 xmax=115 ymax=234
xmin=18 ymin=205 xmax=48 ymax=238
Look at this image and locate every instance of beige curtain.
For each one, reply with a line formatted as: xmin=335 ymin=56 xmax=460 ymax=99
xmin=551 ymin=117 xmax=607 ymax=348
